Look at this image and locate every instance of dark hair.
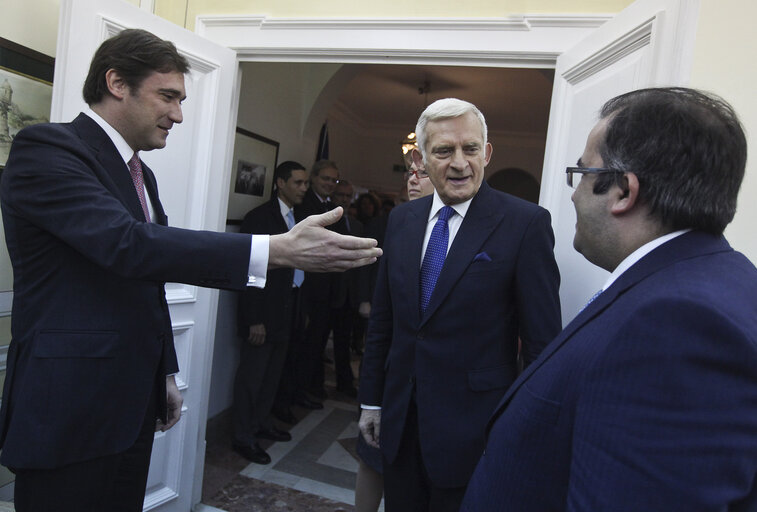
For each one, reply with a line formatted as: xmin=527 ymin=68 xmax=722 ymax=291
xmin=275 ymin=160 xmax=306 ymax=182
xmin=273 ymin=161 xmax=306 ymax=189
xmin=596 ymin=87 xmax=746 ymax=234
xmin=311 ymin=159 xmax=338 ymax=177
xmin=356 ymin=193 xmax=380 ymax=220
xmin=82 ymin=29 xmax=190 ymax=105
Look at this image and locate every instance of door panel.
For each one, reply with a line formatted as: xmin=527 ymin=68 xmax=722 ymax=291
xmin=52 ymin=0 xmax=238 ymax=510
xmin=539 ymin=0 xmax=700 ymax=324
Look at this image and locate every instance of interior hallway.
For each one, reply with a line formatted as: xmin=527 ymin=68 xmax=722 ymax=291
xmin=201 ymin=347 xmax=381 ymax=512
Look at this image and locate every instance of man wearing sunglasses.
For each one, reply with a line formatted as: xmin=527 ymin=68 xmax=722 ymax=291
xmin=462 ymin=87 xmax=757 ymax=511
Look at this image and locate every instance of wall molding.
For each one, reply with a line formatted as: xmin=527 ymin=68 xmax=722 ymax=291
xmin=196 ymin=14 xmax=611 ymax=68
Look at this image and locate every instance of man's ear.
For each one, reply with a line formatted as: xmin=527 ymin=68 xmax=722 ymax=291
xmin=411 ymin=148 xmax=424 ymax=169
xmin=104 ymin=69 xmax=128 ymax=100
xmin=610 ymin=172 xmax=640 ymax=215
xmin=483 ymin=142 xmax=493 ymax=165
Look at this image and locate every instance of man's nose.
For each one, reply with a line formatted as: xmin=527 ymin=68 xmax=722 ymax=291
xmin=450 ymin=148 xmax=466 ymax=169
xmin=170 ymin=102 xmax=183 ymax=124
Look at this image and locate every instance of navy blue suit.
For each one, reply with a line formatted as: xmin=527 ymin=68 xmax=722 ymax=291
xmin=0 ymin=113 xmax=252 ymax=471
xmin=359 ymin=182 xmax=561 ymax=491
xmin=462 ymin=231 xmax=757 ymax=511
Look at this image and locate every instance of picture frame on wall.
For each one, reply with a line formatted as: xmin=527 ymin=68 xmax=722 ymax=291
xmin=226 ymin=127 xmax=279 ymax=224
xmin=0 ymin=37 xmax=55 ymax=171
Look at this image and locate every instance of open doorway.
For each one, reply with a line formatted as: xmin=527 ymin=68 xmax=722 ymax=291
xmin=205 ymin=60 xmax=555 ymax=506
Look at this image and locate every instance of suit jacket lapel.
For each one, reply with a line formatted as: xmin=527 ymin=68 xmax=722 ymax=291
xmin=72 ymin=113 xmax=149 ymax=222
xmin=142 ymin=162 xmax=167 ymax=225
xmin=421 ymin=183 xmax=503 ymax=325
xmin=488 ymin=231 xmax=733 ymax=423
xmin=399 ymin=197 xmax=430 ymax=326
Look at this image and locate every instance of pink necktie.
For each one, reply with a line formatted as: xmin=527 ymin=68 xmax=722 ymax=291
xmin=127 ymin=153 xmax=151 ymax=222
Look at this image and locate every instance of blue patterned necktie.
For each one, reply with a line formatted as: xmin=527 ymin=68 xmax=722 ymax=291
xmin=420 ymin=205 xmax=455 ymax=313
xmin=286 ymin=210 xmax=305 ymax=287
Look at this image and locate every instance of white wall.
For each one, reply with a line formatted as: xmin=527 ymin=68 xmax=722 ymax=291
xmin=690 ymin=0 xmax=757 ymax=264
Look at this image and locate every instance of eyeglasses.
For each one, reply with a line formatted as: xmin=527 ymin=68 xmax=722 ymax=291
xmin=405 ymin=169 xmax=429 ymax=180
xmin=565 ymin=166 xmax=620 ymax=188
xmin=318 ymin=175 xmax=339 ymax=184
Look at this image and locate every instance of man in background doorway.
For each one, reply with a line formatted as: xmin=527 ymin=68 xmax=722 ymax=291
xmin=232 ymin=161 xmax=309 ymax=465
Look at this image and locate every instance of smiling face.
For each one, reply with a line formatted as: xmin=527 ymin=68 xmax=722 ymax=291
xmin=311 ymin=166 xmax=338 ymax=199
xmin=416 ymin=111 xmax=492 ymax=205
xmin=116 ymin=70 xmax=185 ymax=152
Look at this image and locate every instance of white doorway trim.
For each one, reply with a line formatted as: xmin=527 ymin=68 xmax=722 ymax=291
xmin=195 ymin=14 xmax=612 ymax=67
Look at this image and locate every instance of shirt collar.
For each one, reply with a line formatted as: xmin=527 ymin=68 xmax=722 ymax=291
xmin=84 ymin=108 xmax=135 ymax=165
xmin=427 ymin=190 xmax=473 ymax=222
xmin=277 ymin=196 xmax=293 ymax=219
xmin=602 ymin=229 xmax=691 ymax=291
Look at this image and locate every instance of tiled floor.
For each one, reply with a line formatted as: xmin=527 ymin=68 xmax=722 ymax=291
xmin=202 ymin=352 xmax=383 ymax=512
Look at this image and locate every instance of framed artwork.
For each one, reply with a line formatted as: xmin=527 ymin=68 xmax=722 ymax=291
xmin=0 ymin=37 xmax=55 ymax=170
xmin=226 ymin=127 xmax=279 ymax=224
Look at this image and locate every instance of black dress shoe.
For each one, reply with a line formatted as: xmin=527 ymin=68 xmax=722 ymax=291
xmin=255 ymin=427 xmax=292 ymax=442
xmin=272 ymin=407 xmax=297 ymax=425
xmin=295 ymin=396 xmax=324 ymax=409
xmin=232 ymin=442 xmax=271 ymax=465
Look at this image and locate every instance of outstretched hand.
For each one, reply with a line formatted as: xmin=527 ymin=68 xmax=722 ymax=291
xmin=269 ymin=207 xmax=382 ymax=272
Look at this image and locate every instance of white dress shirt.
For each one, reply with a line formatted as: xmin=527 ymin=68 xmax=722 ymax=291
xmin=601 ymin=229 xmax=691 ymax=292
xmin=420 ymin=191 xmax=473 ymax=264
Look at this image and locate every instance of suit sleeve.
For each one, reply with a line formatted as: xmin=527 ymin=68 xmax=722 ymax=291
xmin=566 ymin=299 xmax=757 ymax=511
xmin=1 ymin=124 xmax=251 ymax=289
xmin=514 ymin=208 xmax=561 ymax=365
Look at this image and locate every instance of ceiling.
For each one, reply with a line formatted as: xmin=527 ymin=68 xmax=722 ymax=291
xmin=333 ymin=64 xmax=556 ymax=136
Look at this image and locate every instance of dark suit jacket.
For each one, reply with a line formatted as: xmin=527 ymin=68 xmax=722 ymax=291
xmin=461 ymin=231 xmax=757 ymax=511
xmin=294 ymin=188 xmax=334 ymax=309
xmin=237 ymin=197 xmax=295 ymax=341
xmin=358 ymin=182 xmax=561 ymax=488
xmin=331 ymin=215 xmax=370 ymax=309
xmin=0 ymin=113 xmax=251 ymax=469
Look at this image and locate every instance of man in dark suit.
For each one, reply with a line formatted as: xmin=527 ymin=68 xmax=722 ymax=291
xmin=296 ymin=159 xmax=344 ymax=405
xmin=0 ymin=29 xmax=380 ymax=511
xmin=232 ymin=161 xmax=308 ymax=464
xmin=358 ymin=98 xmax=562 ymax=512
xmin=461 ymin=88 xmax=757 ymax=511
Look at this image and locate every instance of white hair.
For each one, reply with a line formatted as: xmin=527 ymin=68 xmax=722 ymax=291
xmin=415 ymin=98 xmax=488 ymax=161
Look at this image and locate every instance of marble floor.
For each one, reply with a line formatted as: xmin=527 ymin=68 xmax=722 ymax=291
xmin=202 ymin=353 xmax=383 ymax=512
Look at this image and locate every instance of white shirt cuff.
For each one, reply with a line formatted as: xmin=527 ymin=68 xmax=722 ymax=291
xmin=247 ymin=234 xmax=269 ymax=288
xmin=361 ymin=404 xmax=381 ymax=410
